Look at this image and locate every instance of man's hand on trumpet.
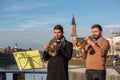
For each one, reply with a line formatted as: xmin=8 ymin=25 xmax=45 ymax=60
xmin=44 ymin=44 xmax=49 ymax=51
xmin=84 ymin=37 xmax=95 ymax=46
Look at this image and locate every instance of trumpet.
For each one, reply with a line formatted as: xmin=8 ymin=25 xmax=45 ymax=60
xmin=76 ymin=36 xmax=94 ymax=49
xmin=47 ymin=38 xmax=61 ymax=56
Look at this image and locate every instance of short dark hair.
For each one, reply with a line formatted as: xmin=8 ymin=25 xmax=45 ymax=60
xmin=54 ymin=24 xmax=64 ymax=32
xmin=91 ymin=24 xmax=102 ymax=31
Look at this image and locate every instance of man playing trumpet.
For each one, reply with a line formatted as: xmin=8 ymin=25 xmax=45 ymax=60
xmin=81 ymin=24 xmax=110 ymax=80
xmin=43 ymin=24 xmax=73 ymax=80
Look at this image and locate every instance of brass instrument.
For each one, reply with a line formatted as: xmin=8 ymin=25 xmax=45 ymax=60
xmin=76 ymin=36 xmax=94 ymax=49
xmin=47 ymin=38 xmax=61 ymax=56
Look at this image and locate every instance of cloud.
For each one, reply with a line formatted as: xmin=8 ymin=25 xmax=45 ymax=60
xmin=0 ymin=25 xmax=119 ymax=50
xmin=4 ymin=2 xmax=51 ymax=11
xmin=104 ymin=25 xmax=120 ymax=28
xmin=0 ymin=30 xmax=53 ymax=50
xmin=16 ymin=16 xmax=67 ymax=31
xmin=0 ymin=11 xmax=67 ymax=31
xmin=7 ymin=13 xmax=20 ymax=17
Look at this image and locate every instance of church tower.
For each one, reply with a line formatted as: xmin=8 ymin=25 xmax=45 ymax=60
xmin=71 ymin=15 xmax=77 ymax=47
xmin=14 ymin=42 xmax=18 ymax=51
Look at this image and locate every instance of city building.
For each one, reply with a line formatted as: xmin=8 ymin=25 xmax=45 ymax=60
xmin=107 ymin=32 xmax=120 ymax=57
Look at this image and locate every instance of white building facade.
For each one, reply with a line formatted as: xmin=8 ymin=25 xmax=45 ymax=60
xmin=107 ymin=35 xmax=120 ymax=56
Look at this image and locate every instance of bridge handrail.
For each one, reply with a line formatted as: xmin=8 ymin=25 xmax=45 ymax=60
xmin=0 ymin=69 xmax=47 ymax=74
xmin=112 ymin=57 xmax=120 ymax=74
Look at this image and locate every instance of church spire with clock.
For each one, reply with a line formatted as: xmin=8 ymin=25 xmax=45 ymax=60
xmin=71 ymin=15 xmax=77 ymax=46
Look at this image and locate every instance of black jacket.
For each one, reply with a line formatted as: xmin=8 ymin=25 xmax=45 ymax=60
xmin=43 ymin=40 xmax=73 ymax=80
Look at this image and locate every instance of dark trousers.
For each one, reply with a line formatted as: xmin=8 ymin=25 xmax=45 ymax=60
xmin=0 ymin=72 xmax=6 ymax=80
xmin=86 ymin=69 xmax=106 ymax=80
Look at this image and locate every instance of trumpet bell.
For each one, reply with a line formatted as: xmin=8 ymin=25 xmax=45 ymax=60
xmin=76 ymin=41 xmax=86 ymax=49
xmin=47 ymin=38 xmax=62 ymax=56
xmin=47 ymin=44 xmax=58 ymax=56
xmin=48 ymin=48 xmax=57 ymax=56
xmin=49 ymin=51 xmax=57 ymax=56
xmin=76 ymin=36 xmax=94 ymax=49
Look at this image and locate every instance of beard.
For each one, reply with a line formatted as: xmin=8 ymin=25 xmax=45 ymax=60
xmin=93 ymin=35 xmax=101 ymax=40
xmin=55 ymin=35 xmax=63 ymax=40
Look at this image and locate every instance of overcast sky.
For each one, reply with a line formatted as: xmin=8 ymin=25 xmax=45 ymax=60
xmin=0 ymin=0 xmax=120 ymax=50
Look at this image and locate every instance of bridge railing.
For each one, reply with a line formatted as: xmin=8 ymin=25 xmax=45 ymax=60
xmin=0 ymin=69 xmax=47 ymax=80
xmin=112 ymin=57 xmax=120 ymax=74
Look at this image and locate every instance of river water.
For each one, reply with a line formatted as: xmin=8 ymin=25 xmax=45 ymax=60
xmin=0 ymin=65 xmax=47 ymax=80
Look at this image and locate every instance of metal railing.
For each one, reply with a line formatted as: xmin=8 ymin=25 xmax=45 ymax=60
xmin=0 ymin=69 xmax=47 ymax=74
xmin=112 ymin=57 xmax=120 ymax=74
xmin=0 ymin=69 xmax=47 ymax=80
